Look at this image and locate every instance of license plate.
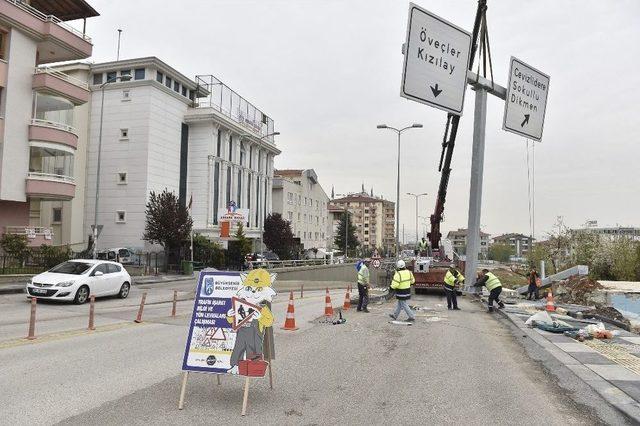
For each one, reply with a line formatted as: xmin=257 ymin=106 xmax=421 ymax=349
xmin=31 ymin=288 xmax=47 ymax=294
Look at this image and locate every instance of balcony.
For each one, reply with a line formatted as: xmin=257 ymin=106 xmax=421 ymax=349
xmin=0 ymin=0 xmax=93 ymax=63
xmin=33 ymin=67 xmax=89 ymax=104
xmin=25 ymin=172 xmax=75 ymax=201
xmin=29 ymin=119 xmax=78 ymax=149
xmin=5 ymin=226 xmax=54 ymax=247
xmin=0 ymin=59 xmax=6 ymax=87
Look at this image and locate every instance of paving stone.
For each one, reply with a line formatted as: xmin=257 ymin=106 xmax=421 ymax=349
xmin=621 ymin=337 xmax=640 ymax=345
xmin=610 ymin=380 xmax=640 ymax=402
xmin=539 ymin=333 xmax=575 ymax=344
xmin=586 ymin=364 xmax=640 ymax=381
xmin=569 ymin=352 xmax=616 ymax=365
xmin=554 ymin=342 xmax=598 ymax=353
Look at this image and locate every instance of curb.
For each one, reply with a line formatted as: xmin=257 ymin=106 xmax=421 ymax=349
xmin=0 ymin=285 xmax=26 ymax=295
xmin=133 ymin=275 xmax=194 ymax=286
xmin=497 ymin=308 xmax=640 ymax=421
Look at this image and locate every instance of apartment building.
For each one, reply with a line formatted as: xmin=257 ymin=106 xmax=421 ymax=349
xmin=329 ymin=191 xmax=396 ymax=253
xmin=327 ymin=203 xmax=346 ymax=250
xmin=446 ymin=228 xmax=490 ymax=258
xmin=271 ymin=169 xmax=329 ymax=250
xmin=572 ymin=224 xmax=640 ymax=242
xmin=38 ymin=58 xmax=279 ymax=251
xmin=492 ymin=233 xmax=534 ymax=257
xmin=0 ymin=0 xmax=97 ymax=248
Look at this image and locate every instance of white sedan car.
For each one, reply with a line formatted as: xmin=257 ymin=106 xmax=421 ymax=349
xmin=26 ymin=259 xmax=131 ymax=304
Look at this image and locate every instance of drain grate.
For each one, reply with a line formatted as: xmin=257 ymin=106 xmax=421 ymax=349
xmin=584 ymin=340 xmax=640 ymax=376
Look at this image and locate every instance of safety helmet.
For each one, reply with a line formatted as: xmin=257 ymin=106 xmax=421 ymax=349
xmin=396 ymin=260 xmax=405 ymax=269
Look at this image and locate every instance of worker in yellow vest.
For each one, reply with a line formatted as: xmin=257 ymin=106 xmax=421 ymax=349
xmin=389 ymin=260 xmax=416 ymax=322
xmin=474 ymin=269 xmax=505 ymax=312
xmin=443 ymin=264 xmax=464 ymax=310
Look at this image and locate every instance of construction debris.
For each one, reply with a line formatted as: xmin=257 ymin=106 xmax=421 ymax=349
xmin=554 ymin=277 xmax=605 ymax=306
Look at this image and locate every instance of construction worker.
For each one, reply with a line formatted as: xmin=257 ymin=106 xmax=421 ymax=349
xmin=389 ymin=260 xmax=416 ymax=322
xmin=357 ymin=259 xmax=370 ymax=313
xmin=418 ymin=237 xmax=428 ymax=256
xmin=526 ymin=266 xmax=540 ymax=300
xmin=474 ymin=269 xmax=504 ymax=312
xmin=444 ymin=264 xmax=464 ymax=310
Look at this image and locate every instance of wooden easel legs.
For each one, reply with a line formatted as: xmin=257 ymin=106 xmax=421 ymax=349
xmin=241 ymin=377 xmax=251 ymax=416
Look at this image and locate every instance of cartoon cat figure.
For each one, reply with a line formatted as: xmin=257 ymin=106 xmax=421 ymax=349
xmin=226 ymin=268 xmax=277 ymax=374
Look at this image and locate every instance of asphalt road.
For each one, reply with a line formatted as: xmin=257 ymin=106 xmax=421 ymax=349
xmin=0 ymin=286 xmax=632 ymax=425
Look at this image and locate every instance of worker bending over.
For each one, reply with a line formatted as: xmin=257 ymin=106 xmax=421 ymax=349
xmin=474 ymin=269 xmax=504 ymax=312
xmin=389 ymin=260 xmax=416 ymax=322
xmin=443 ymin=264 xmax=464 ymax=310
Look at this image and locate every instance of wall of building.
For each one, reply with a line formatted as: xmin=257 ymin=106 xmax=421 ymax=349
xmin=0 ymin=28 xmax=36 ymax=202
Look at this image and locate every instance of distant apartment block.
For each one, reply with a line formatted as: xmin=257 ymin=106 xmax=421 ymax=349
xmin=0 ymin=0 xmax=98 ymax=248
xmin=572 ymin=223 xmax=640 ymax=242
xmin=329 ymin=190 xmax=395 ymax=254
xmin=272 ymin=169 xmax=329 ymax=250
xmin=492 ymin=233 xmax=534 ymax=257
xmin=446 ymin=228 xmax=490 ymax=258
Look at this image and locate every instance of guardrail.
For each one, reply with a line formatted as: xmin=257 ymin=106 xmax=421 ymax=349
xmin=247 ymin=259 xmax=345 ymax=269
xmin=4 ymin=0 xmax=92 ymax=42
xmin=35 ymin=66 xmax=89 ymax=90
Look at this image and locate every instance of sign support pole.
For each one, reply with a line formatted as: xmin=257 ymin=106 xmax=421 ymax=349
xmin=178 ymin=371 xmax=189 ymax=410
xmin=241 ymin=377 xmax=250 ymax=416
xmin=464 ymin=86 xmax=487 ymax=294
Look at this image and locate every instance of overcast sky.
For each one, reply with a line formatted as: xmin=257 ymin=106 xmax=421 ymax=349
xmin=82 ymin=0 xmax=640 ymax=241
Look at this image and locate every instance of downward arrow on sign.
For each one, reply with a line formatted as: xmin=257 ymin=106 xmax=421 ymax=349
xmin=521 ymin=114 xmax=530 ymax=127
xmin=430 ymin=84 xmax=442 ymax=98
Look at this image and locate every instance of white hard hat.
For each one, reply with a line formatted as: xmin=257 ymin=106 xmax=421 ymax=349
xmin=396 ymin=260 xmax=405 ymax=269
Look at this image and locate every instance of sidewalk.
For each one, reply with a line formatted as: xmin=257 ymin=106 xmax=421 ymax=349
xmin=500 ymin=305 xmax=640 ymax=420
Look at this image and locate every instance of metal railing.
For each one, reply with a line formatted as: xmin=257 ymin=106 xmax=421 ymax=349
xmin=27 ymin=172 xmax=75 ymax=184
xmin=30 ymin=118 xmax=77 ymax=135
xmin=247 ymin=258 xmax=350 ymax=269
xmin=194 ymin=75 xmax=275 ymax=143
xmin=35 ymin=66 xmax=89 ymax=90
xmin=4 ymin=0 xmax=91 ymax=42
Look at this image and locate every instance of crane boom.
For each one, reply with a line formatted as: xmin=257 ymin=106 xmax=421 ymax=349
xmin=427 ymin=0 xmax=487 ymax=256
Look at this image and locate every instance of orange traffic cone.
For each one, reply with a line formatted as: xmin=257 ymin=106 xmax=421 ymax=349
xmin=281 ymin=291 xmax=299 ymax=331
xmin=343 ymin=288 xmax=351 ymax=311
xmin=546 ymin=290 xmax=556 ymax=312
xmin=324 ymin=288 xmax=334 ymax=317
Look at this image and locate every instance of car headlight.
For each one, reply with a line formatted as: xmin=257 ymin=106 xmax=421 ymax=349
xmin=57 ymin=281 xmax=75 ymax=287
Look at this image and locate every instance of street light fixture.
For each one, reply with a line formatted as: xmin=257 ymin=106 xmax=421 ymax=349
xmin=376 ymin=123 xmax=423 ymax=257
xmin=407 ymin=192 xmax=428 ymax=244
xmin=92 ymin=73 xmax=132 ymax=259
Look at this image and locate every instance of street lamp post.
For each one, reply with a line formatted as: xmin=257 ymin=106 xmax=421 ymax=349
xmin=407 ymin=192 xmax=428 ymax=245
xmin=376 ymin=123 xmax=423 ymax=257
xmin=92 ymin=74 xmax=132 ymax=259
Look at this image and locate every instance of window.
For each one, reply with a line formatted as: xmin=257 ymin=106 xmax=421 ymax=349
xmin=228 ymin=138 xmax=233 ymax=161
xmin=117 ymin=172 xmax=127 ymax=184
xmin=288 ymin=211 xmax=293 ymax=221
xmin=240 ymin=144 xmax=246 ymax=166
xmin=189 ymin=90 xmax=195 ymax=101
xmin=174 ymin=81 xmax=180 ymax=92
xmin=226 ymin=167 xmax=231 ymax=206
xmin=29 ymin=146 xmax=74 ymax=179
xmin=116 ymin=211 xmax=126 ymax=223
xmin=120 ymin=128 xmax=129 ymax=140
xmin=182 ymin=86 xmax=187 ymax=97
xmin=237 ymin=170 xmax=242 ymax=208
xmin=213 ymin=162 xmax=220 ymax=225
xmin=106 ymin=71 xmax=117 ymax=82
xmin=297 ymin=213 xmax=301 ymax=221
xmin=0 ymin=30 xmax=7 ymax=60
xmin=249 ymin=146 xmax=253 ymax=168
xmin=120 ymin=69 xmax=131 ymax=77
xmin=134 ymin=68 xmax=145 ymax=80
xmin=92 ymin=264 xmax=108 ymax=276
xmin=216 ymin=129 xmax=222 ymax=157
xmin=34 ymin=92 xmax=74 ymax=128
xmin=122 ymin=89 xmax=130 ymax=101
xmin=156 ymin=71 xmax=163 ymax=83
xmin=165 ymin=76 xmax=172 ymax=88
xmin=92 ymin=73 xmax=103 ymax=85
xmin=107 ymin=264 xmax=122 ymax=273
xmin=52 ymin=208 xmax=62 ymax=223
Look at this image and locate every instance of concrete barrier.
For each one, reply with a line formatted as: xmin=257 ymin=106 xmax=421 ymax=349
xmin=271 ymin=263 xmax=388 ymax=292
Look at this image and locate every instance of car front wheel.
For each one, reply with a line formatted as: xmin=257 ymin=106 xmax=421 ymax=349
xmin=118 ymin=282 xmax=130 ymax=299
xmin=74 ymin=285 xmax=89 ymax=304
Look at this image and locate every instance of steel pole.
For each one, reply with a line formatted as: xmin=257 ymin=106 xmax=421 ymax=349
xmin=92 ymin=85 xmax=106 ymax=259
xmin=415 ymin=196 xmax=418 ymax=244
xmin=395 ymin=131 xmax=401 ymax=257
xmin=464 ymin=87 xmax=488 ymax=293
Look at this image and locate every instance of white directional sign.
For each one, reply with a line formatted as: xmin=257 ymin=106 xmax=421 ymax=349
xmin=502 ymin=57 xmax=550 ymax=141
xmin=400 ymin=3 xmax=472 ymax=115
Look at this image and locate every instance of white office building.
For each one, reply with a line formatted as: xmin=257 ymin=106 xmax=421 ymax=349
xmin=271 ymin=169 xmax=329 ymax=250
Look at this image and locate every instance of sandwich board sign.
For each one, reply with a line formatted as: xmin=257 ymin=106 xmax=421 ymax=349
xmin=179 ymin=269 xmax=277 ymax=415
xmin=400 ymin=3 xmax=472 ymax=115
xmin=502 ymin=57 xmax=550 ymax=141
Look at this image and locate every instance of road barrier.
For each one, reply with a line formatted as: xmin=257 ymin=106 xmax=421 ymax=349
xmin=343 ymin=288 xmax=351 ymax=311
xmin=281 ymin=291 xmax=299 ymax=331
xmin=324 ymin=288 xmax=334 ymax=318
xmin=26 ymin=297 xmax=37 ymax=340
xmin=171 ymin=290 xmax=178 ymax=317
xmin=134 ymin=292 xmax=147 ymax=323
xmin=88 ymin=295 xmax=96 ymax=331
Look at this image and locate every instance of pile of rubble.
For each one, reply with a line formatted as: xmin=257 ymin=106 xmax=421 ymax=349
xmin=554 ymin=277 xmax=605 ymax=306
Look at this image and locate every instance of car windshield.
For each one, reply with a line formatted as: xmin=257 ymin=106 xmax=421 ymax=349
xmin=49 ymin=261 xmax=92 ymax=275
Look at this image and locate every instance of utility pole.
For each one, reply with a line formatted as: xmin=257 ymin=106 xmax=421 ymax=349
xmin=407 ymin=192 xmax=427 ymax=245
xmin=116 ymin=29 xmax=122 ymax=61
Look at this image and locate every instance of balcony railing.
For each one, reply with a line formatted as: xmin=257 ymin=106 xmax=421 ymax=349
xmin=4 ymin=0 xmax=91 ymax=41
xmin=5 ymin=226 xmax=54 ymax=238
xmin=31 ymin=118 xmax=77 ymax=135
xmin=27 ymin=171 xmax=75 ymax=183
xmin=35 ymin=66 xmax=89 ymax=90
